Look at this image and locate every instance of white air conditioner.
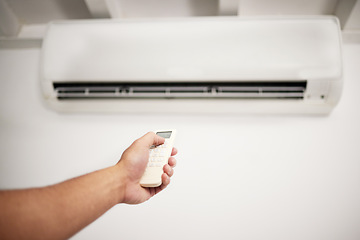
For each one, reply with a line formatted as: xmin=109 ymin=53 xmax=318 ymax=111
xmin=40 ymin=16 xmax=343 ymax=114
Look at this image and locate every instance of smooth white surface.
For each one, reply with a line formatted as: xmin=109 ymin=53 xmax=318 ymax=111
xmin=0 ymin=44 xmax=360 ymax=239
xmin=42 ymin=17 xmax=341 ymax=81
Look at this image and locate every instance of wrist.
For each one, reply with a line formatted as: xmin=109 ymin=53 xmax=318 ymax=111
xmin=111 ymin=163 xmax=127 ymax=204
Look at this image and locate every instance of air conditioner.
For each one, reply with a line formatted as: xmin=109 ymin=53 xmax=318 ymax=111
xmin=40 ymin=16 xmax=343 ymax=114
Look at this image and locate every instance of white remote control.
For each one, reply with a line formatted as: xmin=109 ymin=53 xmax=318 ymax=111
xmin=140 ymin=130 xmax=177 ymax=187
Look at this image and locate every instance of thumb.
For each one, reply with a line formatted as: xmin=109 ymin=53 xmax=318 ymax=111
xmin=140 ymin=132 xmax=165 ymax=148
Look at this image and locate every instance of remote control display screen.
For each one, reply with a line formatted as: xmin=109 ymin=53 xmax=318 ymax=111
xmin=156 ymin=131 xmax=172 ymax=138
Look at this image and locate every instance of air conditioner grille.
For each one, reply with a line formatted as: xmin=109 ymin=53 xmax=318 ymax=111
xmin=53 ymin=81 xmax=306 ymax=100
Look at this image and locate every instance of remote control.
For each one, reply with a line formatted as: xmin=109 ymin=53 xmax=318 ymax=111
xmin=140 ymin=130 xmax=177 ymax=187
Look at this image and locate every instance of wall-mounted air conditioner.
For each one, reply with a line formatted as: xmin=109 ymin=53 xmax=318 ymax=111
xmin=40 ymin=16 xmax=342 ymax=114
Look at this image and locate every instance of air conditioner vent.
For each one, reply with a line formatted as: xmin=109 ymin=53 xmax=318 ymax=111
xmin=53 ymin=81 xmax=306 ymax=100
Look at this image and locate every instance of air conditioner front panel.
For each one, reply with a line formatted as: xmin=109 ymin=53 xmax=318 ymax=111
xmin=41 ymin=17 xmax=341 ymax=82
xmin=40 ymin=17 xmax=343 ymax=114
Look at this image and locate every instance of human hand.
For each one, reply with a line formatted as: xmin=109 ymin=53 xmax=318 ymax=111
xmin=116 ymin=132 xmax=177 ymax=204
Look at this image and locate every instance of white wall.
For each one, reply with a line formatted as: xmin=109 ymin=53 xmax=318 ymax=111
xmin=0 ymin=43 xmax=360 ymax=239
xmin=2 ymin=0 xmax=360 ymax=43
xmin=1 ymin=1 xmax=360 ymax=239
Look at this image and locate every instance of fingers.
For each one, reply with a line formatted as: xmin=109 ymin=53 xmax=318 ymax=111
xmin=150 ymin=173 xmax=170 ymax=195
xmin=160 ymin=162 xmax=174 ymax=189
xmin=171 ymin=147 xmax=178 ymax=156
xmin=152 ymin=133 xmax=165 ymax=146
xmin=152 ymin=158 xmax=177 ymax=194
xmin=168 ymin=156 xmax=176 ymax=168
xmin=161 ymin=173 xmax=171 ymax=186
xmin=163 ymin=164 xmax=174 ymax=177
xmin=137 ymin=132 xmax=165 ymax=148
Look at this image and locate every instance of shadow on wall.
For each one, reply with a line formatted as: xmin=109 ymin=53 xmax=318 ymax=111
xmin=4 ymin=0 xmax=91 ymax=23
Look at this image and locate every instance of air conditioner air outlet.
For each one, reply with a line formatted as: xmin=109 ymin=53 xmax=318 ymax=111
xmin=53 ymin=81 xmax=307 ymax=100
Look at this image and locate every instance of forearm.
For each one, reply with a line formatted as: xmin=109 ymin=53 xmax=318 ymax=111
xmin=0 ymin=165 xmax=124 ymax=240
xmin=0 ymin=132 xmax=177 ymax=239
